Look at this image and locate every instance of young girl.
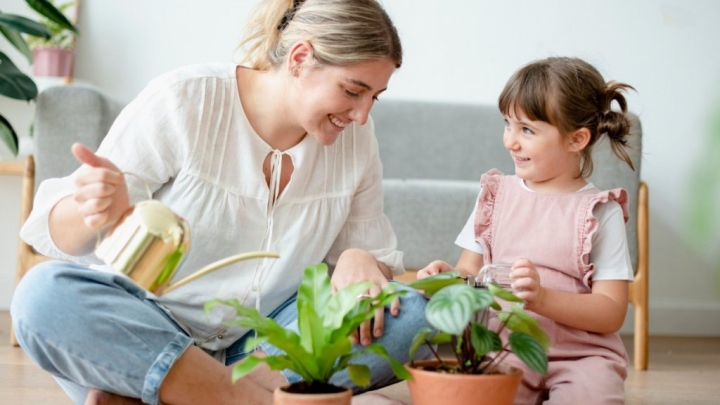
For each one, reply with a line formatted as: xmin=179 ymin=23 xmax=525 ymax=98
xmin=418 ymin=56 xmax=636 ymax=404
xmin=12 ymin=1 xmax=427 ymax=404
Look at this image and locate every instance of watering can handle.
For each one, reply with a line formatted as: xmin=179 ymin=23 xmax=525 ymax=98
xmin=162 ymin=251 xmax=280 ymax=294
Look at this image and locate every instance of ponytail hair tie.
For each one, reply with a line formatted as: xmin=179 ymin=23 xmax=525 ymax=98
xmin=278 ymin=0 xmax=304 ymax=31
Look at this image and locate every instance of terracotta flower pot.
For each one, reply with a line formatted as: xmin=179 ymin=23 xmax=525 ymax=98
xmin=405 ymin=360 xmax=523 ymax=405
xmin=273 ymin=385 xmax=352 ymax=405
xmin=32 ymin=47 xmax=74 ymax=77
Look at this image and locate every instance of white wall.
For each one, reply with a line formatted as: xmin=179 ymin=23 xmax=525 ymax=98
xmin=1 ymin=0 xmax=719 ymax=335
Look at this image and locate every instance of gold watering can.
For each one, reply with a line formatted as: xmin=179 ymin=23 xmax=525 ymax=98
xmin=95 ymin=198 xmax=278 ymax=295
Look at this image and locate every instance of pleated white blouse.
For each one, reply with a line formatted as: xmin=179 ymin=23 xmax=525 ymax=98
xmin=20 ymin=64 xmax=405 ymax=350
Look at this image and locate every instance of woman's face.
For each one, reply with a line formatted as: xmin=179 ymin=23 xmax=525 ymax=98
xmin=292 ymin=57 xmax=396 ymax=146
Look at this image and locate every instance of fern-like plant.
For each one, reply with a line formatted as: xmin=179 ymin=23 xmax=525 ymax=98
xmin=205 ymin=263 xmax=411 ymax=393
xmin=406 ymin=271 xmax=550 ymax=376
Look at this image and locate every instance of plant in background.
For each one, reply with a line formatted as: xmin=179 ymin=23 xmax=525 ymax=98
xmin=205 ymin=263 xmax=411 ymax=395
xmin=24 ymin=0 xmax=75 ymax=50
xmin=407 ymin=271 xmax=549 ymax=375
xmin=0 ymin=0 xmax=78 ymax=156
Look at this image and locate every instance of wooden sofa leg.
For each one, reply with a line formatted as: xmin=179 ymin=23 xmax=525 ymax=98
xmin=631 ymin=278 xmax=649 ymax=370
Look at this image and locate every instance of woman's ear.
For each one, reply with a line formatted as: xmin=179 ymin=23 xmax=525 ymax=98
xmin=568 ymin=128 xmax=591 ymax=152
xmin=287 ymin=41 xmax=314 ymax=77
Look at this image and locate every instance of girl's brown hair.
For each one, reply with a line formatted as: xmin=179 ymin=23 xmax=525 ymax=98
xmin=237 ymin=0 xmax=402 ymax=71
xmin=498 ymin=57 xmax=636 ymax=177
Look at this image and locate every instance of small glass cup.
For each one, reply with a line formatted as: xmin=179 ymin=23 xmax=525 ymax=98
xmin=477 ymin=263 xmax=514 ymax=290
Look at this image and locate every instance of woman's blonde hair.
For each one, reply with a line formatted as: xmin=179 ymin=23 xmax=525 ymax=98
xmin=238 ymin=0 xmax=402 ymax=70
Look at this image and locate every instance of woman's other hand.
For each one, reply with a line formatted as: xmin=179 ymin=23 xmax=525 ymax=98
xmin=331 ymin=248 xmax=396 ymax=347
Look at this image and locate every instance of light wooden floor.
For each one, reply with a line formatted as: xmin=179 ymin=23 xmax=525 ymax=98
xmin=2 ymin=310 xmax=720 ymax=405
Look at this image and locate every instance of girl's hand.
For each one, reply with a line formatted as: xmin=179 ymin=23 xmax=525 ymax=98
xmin=331 ymin=248 xmax=396 ymax=347
xmin=416 ymin=260 xmax=453 ymax=279
xmin=71 ymin=143 xmax=130 ymax=232
xmin=510 ymin=258 xmax=546 ymax=310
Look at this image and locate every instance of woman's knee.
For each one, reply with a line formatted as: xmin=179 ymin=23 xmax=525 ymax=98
xmin=11 ymin=261 xmax=77 ymax=321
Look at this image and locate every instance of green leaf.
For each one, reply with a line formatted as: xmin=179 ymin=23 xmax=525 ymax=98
xmin=509 ymin=332 xmax=548 ymax=375
xmin=427 ymin=331 xmax=452 ymax=346
xmin=362 ymin=343 xmax=411 ymax=381
xmin=0 ymin=114 xmax=19 ymax=156
xmin=230 ymin=354 xmax=267 ymax=382
xmin=0 ymin=12 xmax=51 ymax=38
xmin=346 ymin=364 xmax=371 ymax=387
xmin=469 ymin=323 xmax=502 ymax=357
xmin=297 ymin=302 xmax=326 ymax=355
xmin=0 ymin=25 xmax=32 ymax=63
xmin=25 ymin=0 xmax=78 ymax=34
xmin=324 ymin=281 xmax=373 ymax=330
xmin=0 ymin=51 xmax=38 ymax=101
xmin=407 ymin=270 xmax=464 ymax=296
xmin=425 ymin=284 xmax=492 ymax=335
xmin=508 ymin=304 xmax=550 ymax=350
xmin=241 ymin=336 xmax=269 ymax=353
xmin=408 ymin=327 xmax=432 ymax=365
xmin=488 ymin=282 xmax=524 ymax=302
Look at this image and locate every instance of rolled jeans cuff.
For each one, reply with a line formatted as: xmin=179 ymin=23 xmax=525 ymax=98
xmin=142 ymin=334 xmax=194 ymax=405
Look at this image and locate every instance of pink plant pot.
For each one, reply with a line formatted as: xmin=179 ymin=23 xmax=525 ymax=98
xmin=32 ymin=47 xmax=74 ymax=77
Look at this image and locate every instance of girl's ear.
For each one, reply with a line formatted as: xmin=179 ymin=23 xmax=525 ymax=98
xmin=287 ymin=41 xmax=314 ymax=77
xmin=568 ymin=128 xmax=591 ymax=152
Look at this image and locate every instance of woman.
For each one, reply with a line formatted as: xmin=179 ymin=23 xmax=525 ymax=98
xmin=12 ymin=1 xmax=429 ymax=404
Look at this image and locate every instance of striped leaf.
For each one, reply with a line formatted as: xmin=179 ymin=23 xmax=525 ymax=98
xmin=426 ymin=284 xmax=492 ymax=335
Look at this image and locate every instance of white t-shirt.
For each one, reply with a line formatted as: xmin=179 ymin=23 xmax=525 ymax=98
xmin=20 ymin=63 xmax=404 ymax=350
xmin=455 ymin=178 xmax=634 ymax=281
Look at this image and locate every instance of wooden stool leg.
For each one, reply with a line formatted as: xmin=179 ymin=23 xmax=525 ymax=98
xmin=632 ymin=181 xmax=649 ymax=370
xmin=11 ymin=156 xmax=36 ymax=347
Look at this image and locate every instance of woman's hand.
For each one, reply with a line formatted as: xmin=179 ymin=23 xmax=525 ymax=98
xmin=331 ymin=248 xmax=396 ymax=347
xmin=509 ymin=258 xmax=546 ymax=310
xmin=416 ymin=260 xmax=454 ymax=279
xmin=71 ymin=143 xmax=130 ymax=232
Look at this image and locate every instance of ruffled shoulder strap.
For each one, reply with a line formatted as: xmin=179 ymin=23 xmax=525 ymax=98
xmin=473 ymin=169 xmax=505 ymax=247
xmin=579 ymin=187 xmax=630 ymax=284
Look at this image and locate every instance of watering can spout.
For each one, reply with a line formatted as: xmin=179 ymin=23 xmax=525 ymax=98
xmin=95 ymin=199 xmax=279 ymax=295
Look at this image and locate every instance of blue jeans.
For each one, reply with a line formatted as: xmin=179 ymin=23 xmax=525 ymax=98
xmin=11 ymin=261 xmax=431 ymax=405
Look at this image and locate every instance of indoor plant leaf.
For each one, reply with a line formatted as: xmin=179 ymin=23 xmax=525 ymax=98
xmin=25 ymin=0 xmax=78 ymax=34
xmin=0 ymin=114 xmax=19 ymax=156
xmin=407 ymin=270 xmax=464 ymax=296
xmin=346 ymin=363 xmax=371 ymax=387
xmin=0 ymin=25 xmax=32 ymax=63
xmin=508 ymin=332 xmax=548 ymax=375
xmin=508 ymin=304 xmax=550 ymax=350
xmin=487 ymin=282 xmax=524 ymax=303
xmin=324 ymin=281 xmax=373 ymax=330
xmin=425 ymin=284 xmax=491 ymax=335
xmin=0 ymin=12 xmax=51 ymax=38
xmin=0 ymin=51 xmax=38 ymax=101
xmin=469 ymin=323 xmax=502 ymax=358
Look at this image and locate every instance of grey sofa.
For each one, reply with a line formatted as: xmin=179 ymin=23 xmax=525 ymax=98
xmin=22 ymin=85 xmax=648 ymax=370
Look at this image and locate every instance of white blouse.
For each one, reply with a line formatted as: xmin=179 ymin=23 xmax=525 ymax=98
xmin=20 ymin=63 xmax=405 ymax=350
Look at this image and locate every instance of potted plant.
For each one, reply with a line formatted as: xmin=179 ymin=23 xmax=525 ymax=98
xmin=404 ymin=271 xmax=550 ymax=405
xmin=0 ymin=0 xmax=78 ymax=156
xmin=24 ymin=0 xmax=77 ymax=78
xmin=205 ymin=263 xmax=411 ymax=405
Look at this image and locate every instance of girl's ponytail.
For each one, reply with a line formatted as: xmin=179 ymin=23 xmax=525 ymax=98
xmin=597 ymin=81 xmax=636 ymax=171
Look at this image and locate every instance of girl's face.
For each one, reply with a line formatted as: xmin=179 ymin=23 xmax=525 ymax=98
xmin=503 ymin=109 xmax=585 ymax=193
xmin=291 ymin=57 xmax=395 ymax=146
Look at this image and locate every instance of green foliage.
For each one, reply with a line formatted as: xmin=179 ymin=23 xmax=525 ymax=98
xmin=205 ymin=263 xmax=411 ymax=390
xmin=0 ymin=0 xmax=78 ymax=156
xmin=24 ymin=1 xmax=76 ymax=49
xmin=407 ymin=271 xmax=549 ymax=376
